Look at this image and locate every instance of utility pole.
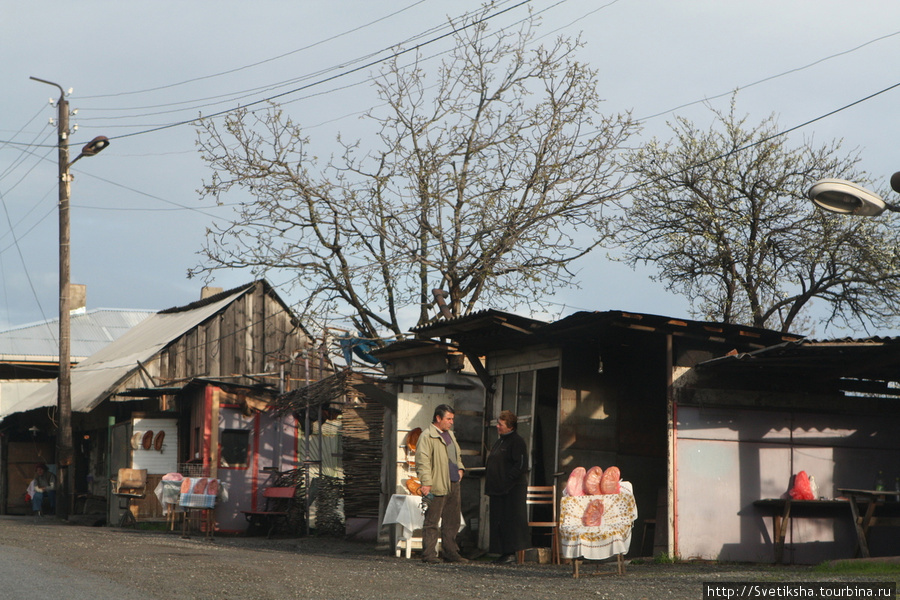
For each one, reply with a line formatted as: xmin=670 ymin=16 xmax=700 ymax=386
xmin=30 ymin=77 xmax=108 ymax=518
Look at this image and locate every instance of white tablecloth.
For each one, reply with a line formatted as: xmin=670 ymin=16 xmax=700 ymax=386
xmin=154 ymin=480 xmax=183 ymax=516
xmin=559 ymin=481 xmax=637 ymax=560
xmin=382 ymin=494 xmax=465 ymax=538
xmin=383 ymin=494 xmax=426 ymax=538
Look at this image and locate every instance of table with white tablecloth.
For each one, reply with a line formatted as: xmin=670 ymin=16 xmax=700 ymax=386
xmin=382 ymin=494 xmax=465 ymax=558
xmin=559 ymin=481 xmax=637 ymax=563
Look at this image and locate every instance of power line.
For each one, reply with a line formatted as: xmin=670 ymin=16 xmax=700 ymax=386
xmin=78 ymin=0 xmax=432 ymax=100
xmin=636 ymin=29 xmax=900 ymax=122
xmin=0 ymin=1 xmax=531 ymax=149
xmin=109 ymin=0 xmax=534 ymax=142
xmin=622 ymin=80 xmax=900 ymax=200
xmin=3 ymin=7 xmax=897 ymax=150
xmin=74 ymin=1 xmax=522 ymax=117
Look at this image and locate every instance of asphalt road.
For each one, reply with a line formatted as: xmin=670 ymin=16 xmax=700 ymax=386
xmin=0 ymin=515 xmax=895 ymax=600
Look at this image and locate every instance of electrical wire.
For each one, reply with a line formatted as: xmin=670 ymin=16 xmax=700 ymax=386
xmin=77 ymin=0 xmax=433 ymax=100
xmin=74 ymin=1 xmax=523 ymax=116
xmin=108 ymin=0 xmax=534 ymax=141
xmin=3 ymin=3 xmax=900 ymax=334
xmin=0 ymin=1 xmax=532 ymax=148
xmin=3 ymin=7 xmax=897 ymax=150
xmin=636 ymin=29 xmax=900 ymax=123
xmin=0 ymin=186 xmax=54 ymax=332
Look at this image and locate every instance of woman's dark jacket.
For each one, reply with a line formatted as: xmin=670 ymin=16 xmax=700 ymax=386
xmin=485 ymin=430 xmax=528 ymax=496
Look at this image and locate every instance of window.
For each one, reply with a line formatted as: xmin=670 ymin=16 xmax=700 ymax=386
xmin=220 ymin=429 xmax=250 ymax=468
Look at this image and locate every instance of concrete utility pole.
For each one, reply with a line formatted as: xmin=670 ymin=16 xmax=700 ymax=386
xmin=30 ymin=77 xmax=109 ymax=518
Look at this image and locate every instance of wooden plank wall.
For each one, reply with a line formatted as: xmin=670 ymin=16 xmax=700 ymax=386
xmin=146 ymin=283 xmax=314 ymax=389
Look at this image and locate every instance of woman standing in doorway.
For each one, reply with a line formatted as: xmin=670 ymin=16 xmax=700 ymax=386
xmin=485 ymin=410 xmax=529 ymax=564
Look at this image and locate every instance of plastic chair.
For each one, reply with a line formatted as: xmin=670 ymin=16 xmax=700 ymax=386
xmin=517 ymin=485 xmax=560 ymax=565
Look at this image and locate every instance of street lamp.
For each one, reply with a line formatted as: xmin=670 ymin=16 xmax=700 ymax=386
xmin=808 ymin=173 xmax=900 ymax=216
xmin=30 ymin=77 xmax=109 ymax=518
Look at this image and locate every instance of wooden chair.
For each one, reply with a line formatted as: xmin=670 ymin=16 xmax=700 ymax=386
xmin=112 ymin=468 xmax=147 ymax=528
xmin=517 ymin=485 xmax=560 ymax=565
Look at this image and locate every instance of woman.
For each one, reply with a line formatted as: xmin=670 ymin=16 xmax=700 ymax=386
xmin=29 ymin=463 xmax=56 ymax=516
xmin=485 ymin=410 xmax=529 ymax=564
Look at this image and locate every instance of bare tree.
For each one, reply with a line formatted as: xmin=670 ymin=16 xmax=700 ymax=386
xmin=193 ymin=11 xmax=636 ymax=341
xmin=618 ymin=98 xmax=900 ymax=333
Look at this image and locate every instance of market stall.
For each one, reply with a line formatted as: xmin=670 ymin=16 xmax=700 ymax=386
xmin=559 ymin=481 xmax=637 ymax=577
xmin=383 ymin=493 xmax=465 ymax=558
xmin=153 ymin=474 xmax=223 ymax=538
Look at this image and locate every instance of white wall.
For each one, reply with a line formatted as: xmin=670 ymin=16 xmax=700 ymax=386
xmin=131 ymin=417 xmax=178 ymax=475
xmin=396 ymin=393 xmax=451 ymax=496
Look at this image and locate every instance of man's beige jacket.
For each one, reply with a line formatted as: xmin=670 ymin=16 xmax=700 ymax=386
xmin=415 ymin=423 xmax=464 ymax=496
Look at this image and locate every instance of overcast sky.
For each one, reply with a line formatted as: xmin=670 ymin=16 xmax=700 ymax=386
xmin=2 ymin=1 xmax=900 ymax=338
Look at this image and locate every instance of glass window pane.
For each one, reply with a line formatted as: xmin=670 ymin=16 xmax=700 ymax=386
xmin=220 ymin=429 xmax=250 ymax=468
xmin=517 ymin=371 xmax=534 ymax=416
xmin=501 ymin=372 xmax=517 ymax=414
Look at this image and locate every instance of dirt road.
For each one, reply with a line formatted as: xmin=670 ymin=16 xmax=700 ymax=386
xmin=0 ymin=516 xmax=893 ymax=600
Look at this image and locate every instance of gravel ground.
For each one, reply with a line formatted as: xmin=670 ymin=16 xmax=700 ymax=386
xmin=0 ymin=515 xmax=895 ymax=600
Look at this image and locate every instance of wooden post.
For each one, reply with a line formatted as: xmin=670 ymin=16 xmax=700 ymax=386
xmin=210 ymin=387 xmax=220 ymax=479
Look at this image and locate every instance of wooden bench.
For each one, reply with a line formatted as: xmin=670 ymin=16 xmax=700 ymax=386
xmin=241 ymin=487 xmax=296 ymax=537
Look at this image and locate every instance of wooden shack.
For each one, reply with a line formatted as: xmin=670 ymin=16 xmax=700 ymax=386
xmin=0 ymin=280 xmax=327 ymax=531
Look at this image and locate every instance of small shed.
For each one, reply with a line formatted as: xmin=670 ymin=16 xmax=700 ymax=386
xmin=682 ymin=337 xmax=900 ymax=563
xmin=0 ymin=306 xmax=153 ymax=514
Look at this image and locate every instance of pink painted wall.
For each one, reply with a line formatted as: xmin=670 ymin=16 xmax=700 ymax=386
xmin=675 ymin=405 xmax=900 ymax=563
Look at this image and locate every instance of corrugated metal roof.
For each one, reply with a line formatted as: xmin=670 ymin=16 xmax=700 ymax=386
xmin=410 ymin=308 xmax=803 ymax=355
xmin=541 ymin=310 xmax=803 ymax=345
xmin=696 ymin=336 xmax=900 ymax=384
xmin=2 ymin=285 xmax=254 ymax=419
xmin=0 ymin=309 xmax=155 ymax=361
xmin=411 ymin=308 xmax=546 ymax=335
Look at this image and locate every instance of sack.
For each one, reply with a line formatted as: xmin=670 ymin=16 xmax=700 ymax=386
xmin=24 ymin=493 xmax=32 ymax=503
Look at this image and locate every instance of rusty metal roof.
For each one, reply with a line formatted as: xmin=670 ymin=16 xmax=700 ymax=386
xmin=412 ymin=309 xmax=546 ymax=336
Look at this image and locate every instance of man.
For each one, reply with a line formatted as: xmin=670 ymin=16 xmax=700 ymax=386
xmin=415 ymin=404 xmax=468 ymax=563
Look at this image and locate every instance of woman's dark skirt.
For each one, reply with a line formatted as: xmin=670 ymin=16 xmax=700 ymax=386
xmin=488 ymin=482 xmax=529 ymax=555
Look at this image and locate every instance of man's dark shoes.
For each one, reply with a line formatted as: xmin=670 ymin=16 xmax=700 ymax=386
xmin=422 ymin=557 xmax=441 ymax=564
xmin=444 ymin=554 xmax=470 ymax=563
xmin=493 ymin=553 xmax=517 ymax=564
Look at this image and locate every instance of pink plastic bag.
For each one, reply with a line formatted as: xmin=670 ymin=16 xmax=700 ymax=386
xmin=789 ymin=471 xmax=815 ymax=500
xmin=600 ymin=466 xmax=621 ymax=494
xmin=583 ymin=466 xmax=603 ymax=495
xmin=565 ymin=467 xmax=586 ymax=497
xmin=582 ymin=498 xmax=604 ymax=526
